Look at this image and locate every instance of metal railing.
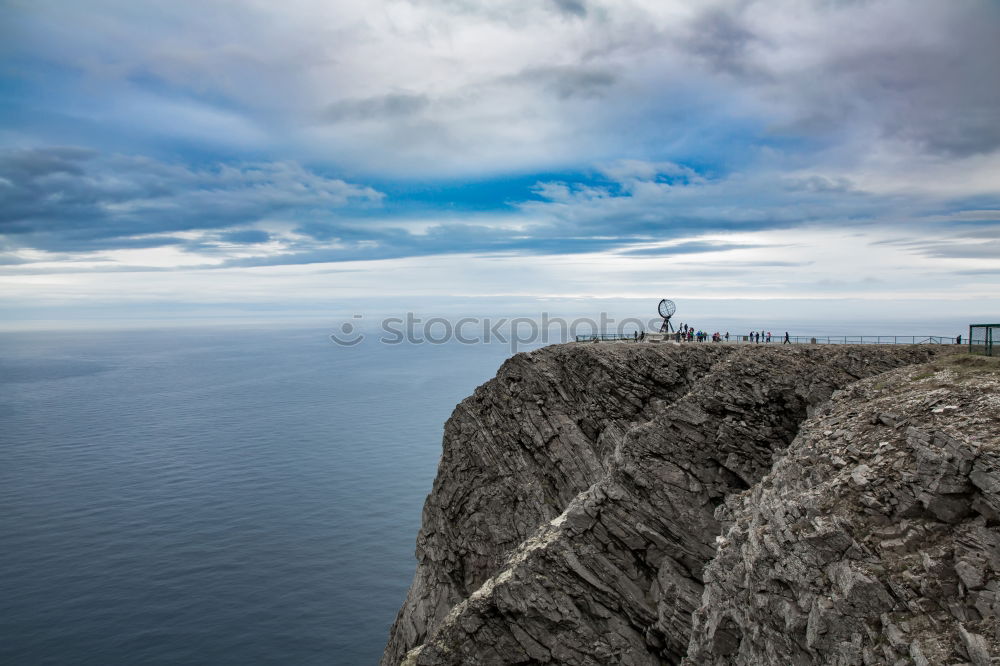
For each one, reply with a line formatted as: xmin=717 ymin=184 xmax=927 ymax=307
xmin=575 ymin=333 xmax=960 ymax=345
xmin=778 ymin=335 xmax=957 ymax=345
xmin=574 ymin=333 xmax=645 ymax=342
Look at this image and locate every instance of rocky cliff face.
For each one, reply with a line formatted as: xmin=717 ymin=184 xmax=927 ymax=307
xmin=382 ymin=343 xmax=997 ymax=665
xmin=688 ymin=353 xmax=1000 ymax=665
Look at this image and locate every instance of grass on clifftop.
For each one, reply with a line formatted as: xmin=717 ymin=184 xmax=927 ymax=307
xmin=912 ymin=353 xmax=1000 ymax=384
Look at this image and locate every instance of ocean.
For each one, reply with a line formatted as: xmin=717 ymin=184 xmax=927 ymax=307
xmin=0 ymin=319 xmax=968 ymax=664
xmin=0 ymin=327 xmax=528 ymax=665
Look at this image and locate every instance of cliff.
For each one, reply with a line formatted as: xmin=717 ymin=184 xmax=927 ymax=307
xmin=382 ymin=343 xmax=998 ymax=665
xmin=688 ymin=353 xmax=1000 ymax=665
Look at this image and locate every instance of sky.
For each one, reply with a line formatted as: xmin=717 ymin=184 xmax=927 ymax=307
xmin=1 ymin=0 xmax=998 ymax=331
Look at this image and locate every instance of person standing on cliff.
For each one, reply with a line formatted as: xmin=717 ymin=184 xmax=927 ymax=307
xmin=784 ymin=331 xmax=790 ymax=344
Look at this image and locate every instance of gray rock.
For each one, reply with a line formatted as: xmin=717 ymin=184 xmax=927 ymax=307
xmin=688 ymin=353 xmax=1000 ymax=665
xmin=380 ymin=344 xmax=999 ymax=665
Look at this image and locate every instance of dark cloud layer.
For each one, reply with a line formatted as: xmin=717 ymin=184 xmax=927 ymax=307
xmin=682 ymin=7 xmax=763 ymax=78
xmin=903 ymin=239 xmax=1000 ymax=260
xmin=550 ymin=0 xmax=587 ymax=18
xmin=5 ymin=147 xmax=992 ymax=271
xmin=324 ymin=93 xmax=431 ymax=123
xmin=621 ymin=241 xmax=773 ymax=256
xmin=0 ymin=148 xmax=382 ymax=252
xmin=505 ymin=65 xmax=618 ymax=100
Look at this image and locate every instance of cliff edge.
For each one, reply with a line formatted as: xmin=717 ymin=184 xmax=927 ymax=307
xmin=382 ymin=343 xmax=998 ymax=665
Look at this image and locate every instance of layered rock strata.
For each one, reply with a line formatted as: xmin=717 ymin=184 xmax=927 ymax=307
xmin=688 ymin=353 xmax=1000 ymax=664
xmin=382 ymin=343 xmax=995 ymax=665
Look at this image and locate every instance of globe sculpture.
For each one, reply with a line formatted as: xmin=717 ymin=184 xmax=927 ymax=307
xmin=658 ymin=299 xmax=676 ymax=333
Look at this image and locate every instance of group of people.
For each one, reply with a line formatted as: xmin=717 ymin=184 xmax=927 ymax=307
xmin=669 ymin=324 xmax=792 ymax=345
xmin=747 ymin=330 xmax=792 ymax=344
xmin=623 ymin=324 xmax=795 ymax=344
xmin=674 ymin=324 xmax=729 ymax=343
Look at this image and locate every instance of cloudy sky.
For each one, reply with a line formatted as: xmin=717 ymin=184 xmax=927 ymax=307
xmin=1 ymin=0 xmax=998 ymax=329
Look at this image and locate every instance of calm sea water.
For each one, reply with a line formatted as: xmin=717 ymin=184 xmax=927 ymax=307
xmin=0 ymin=327 xmax=527 ymax=665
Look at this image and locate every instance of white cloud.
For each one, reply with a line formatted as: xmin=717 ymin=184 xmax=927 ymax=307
xmin=8 ymin=0 xmax=996 ymax=181
xmin=2 ymin=224 xmax=996 ymax=302
xmin=2 ymin=0 xmax=999 ymax=327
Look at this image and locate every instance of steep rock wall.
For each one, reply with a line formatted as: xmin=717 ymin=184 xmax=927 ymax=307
xmin=383 ymin=344 xmax=733 ymax=664
xmin=383 ymin=343 xmax=956 ymax=665
xmin=687 ymin=354 xmax=1000 ymax=665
